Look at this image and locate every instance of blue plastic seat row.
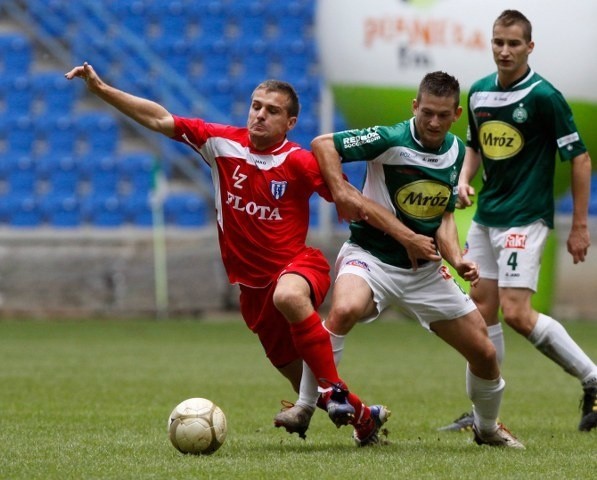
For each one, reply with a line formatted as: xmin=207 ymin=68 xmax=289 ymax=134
xmin=0 ymin=191 xmax=208 ymax=228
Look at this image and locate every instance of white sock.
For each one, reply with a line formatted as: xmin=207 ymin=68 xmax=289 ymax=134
xmin=466 ymin=365 xmax=504 ymax=434
xmin=487 ymin=323 xmax=505 ymax=366
xmin=324 ymin=323 xmax=346 ymax=366
xmin=296 ymin=324 xmax=346 ymax=409
xmin=296 ymin=362 xmax=319 ymax=410
xmin=528 ymin=314 xmax=597 ymax=385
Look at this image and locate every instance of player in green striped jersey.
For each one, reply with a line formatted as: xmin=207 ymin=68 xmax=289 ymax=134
xmin=439 ymin=10 xmax=597 ymax=434
xmin=299 ymin=71 xmax=524 ymax=448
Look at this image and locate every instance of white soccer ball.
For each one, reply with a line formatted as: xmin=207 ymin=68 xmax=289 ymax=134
xmin=167 ymin=397 xmax=227 ymax=455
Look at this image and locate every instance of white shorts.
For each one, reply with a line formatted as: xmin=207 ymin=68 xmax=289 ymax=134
xmin=464 ymin=220 xmax=549 ymax=291
xmin=335 ymin=242 xmax=477 ymax=330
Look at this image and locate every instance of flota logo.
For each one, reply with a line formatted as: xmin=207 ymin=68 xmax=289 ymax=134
xmin=479 ymin=121 xmax=523 ymax=160
xmin=395 ymin=180 xmax=450 ymax=219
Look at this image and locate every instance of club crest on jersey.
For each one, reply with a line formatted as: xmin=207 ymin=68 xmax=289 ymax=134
xmin=512 ymin=103 xmax=528 ymax=124
xmin=270 ymin=180 xmax=287 ymax=200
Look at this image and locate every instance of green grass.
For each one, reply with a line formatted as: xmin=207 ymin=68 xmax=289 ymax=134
xmin=1 ymin=315 xmax=596 ymax=479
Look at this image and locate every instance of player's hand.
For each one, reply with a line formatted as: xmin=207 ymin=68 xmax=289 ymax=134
xmin=333 ymin=182 xmax=368 ymax=224
xmin=567 ymin=225 xmax=590 ymax=264
xmin=404 ymin=234 xmax=441 ymax=271
xmin=64 ymin=62 xmax=101 ymax=93
xmin=456 ymin=183 xmax=475 ymax=209
xmin=453 ymin=258 xmax=480 ymax=287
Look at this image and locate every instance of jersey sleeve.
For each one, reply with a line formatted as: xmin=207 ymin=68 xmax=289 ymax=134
xmin=292 ymin=149 xmax=335 ymax=202
xmin=466 ymin=91 xmax=480 ymax=151
xmin=333 ymin=125 xmax=395 ymax=161
xmin=539 ymin=90 xmax=587 ymax=162
xmin=171 ymin=115 xmax=209 ymax=147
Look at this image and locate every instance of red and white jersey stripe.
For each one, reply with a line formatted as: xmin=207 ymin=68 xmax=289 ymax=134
xmin=172 ymin=115 xmax=332 ymax=287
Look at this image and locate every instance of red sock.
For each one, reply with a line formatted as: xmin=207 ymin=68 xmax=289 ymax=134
xmin=289 ymin=312 xmax=340 ymax=387
xmin=290 ymin=313 xmax=371 ymax=425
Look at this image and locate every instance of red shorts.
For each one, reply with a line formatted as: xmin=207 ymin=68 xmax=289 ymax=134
xmin=239 ymin=247 xmax=330 ymax=367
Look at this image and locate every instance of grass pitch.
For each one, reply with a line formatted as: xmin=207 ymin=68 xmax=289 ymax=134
xmin=1 ymin=314 xmax=596 ymax=479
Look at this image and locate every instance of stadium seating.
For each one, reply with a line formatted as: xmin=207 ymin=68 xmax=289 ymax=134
xmin=82 ymin=193 xmax=125 ymax=227
xmin=76 ymin=112 xmax=120 ymax=154
xmin=118 ymin=151 xmax=155 ymax=196
xmin=0 ymin=0 xmax=324 ymax=228
xmin=0 ymin=33 xmax=32 ymax=73
xmin=37 ymin=116 xmax=78 ymax=154
xmin=39 ymin=193 xmax=82 ymax=227
xmin=164 ymin=192 xmax=208 ymax=227
xmin=37 ymin=153 xmax=80 ymax=195
xmin=82 ymin=153 xmax=121 ymax=196
xmin=6 ymin=154 xmax=37 ymax=195
xmin=122 ymin=192 xmax=154 ymax=227
xmin=1 ymin=76 xmax=33 ymax=115
xmin=6 ymin=195 xmax=43 ymax=227
xmin=32 ymin=71 xmax=77 ymax=117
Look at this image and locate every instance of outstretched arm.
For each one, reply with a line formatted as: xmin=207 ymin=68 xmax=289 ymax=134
xmin=65 ymin=62 xmax=175 ymax=137
xmin=568 ymin=151 xmax=592 ymax=264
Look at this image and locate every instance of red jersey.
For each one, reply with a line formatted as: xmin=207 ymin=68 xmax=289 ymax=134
xmin=172 ymin=115 xmax=332 ymax=288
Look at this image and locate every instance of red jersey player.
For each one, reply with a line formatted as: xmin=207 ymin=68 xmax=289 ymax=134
xmin=65 ymin=63 xmax=412 ymax=445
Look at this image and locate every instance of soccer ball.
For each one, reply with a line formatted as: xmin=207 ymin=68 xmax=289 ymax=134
xmin=167 ymin=397 xmax=227 ymax=455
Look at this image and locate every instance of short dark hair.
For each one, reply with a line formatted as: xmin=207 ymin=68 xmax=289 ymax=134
xmin=494 ymin=9 xmax=532 ymax=43
xmin=417 ymin=71 xmax=460 ymax=109
xmin=253 ymin=80 xmax=300 ymax=117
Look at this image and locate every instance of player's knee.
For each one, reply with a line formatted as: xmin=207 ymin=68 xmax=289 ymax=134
xmin=326 ymin=303 xmax=360 ymax=333
xmin=501 ymin=305 xmax=534 ymax=336
xmin=272 ymin=284 xmax=304 ymax=312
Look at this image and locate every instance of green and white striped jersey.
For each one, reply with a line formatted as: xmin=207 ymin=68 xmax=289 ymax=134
xmin=333 ymin=117 xmax=465 ymax=268
xmin=467 ymin=68 xmax=587 ymax=228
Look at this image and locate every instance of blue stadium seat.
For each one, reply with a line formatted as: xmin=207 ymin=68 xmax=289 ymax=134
xmin=122 ymin=192 xmax=153 ymax=227
xmin=82 ymin=193 xmax=125 ymax=227
xmin=81 ymin=153 xmax=120 ymax=195
xmin=1 ymin=76 xmax=33 ymax=115
xmin=6 ymin=195 xmax=42 ymax=227
xmin=39 ymin=193 xmax=82 ymax=227
xmin=6 ymin=153 xmax=37 ymax=194
xmin=195 ymin=1 xmax=229 ymax=39
xmin=266 ymin=1 xmax=314 ymax=39
xmin=148 ymin=1 xmax=192 ymax=40
xmin=108 ymin=0 xmax=150 ymax=37
xmin=151 ymin=38 xmax=192 ymax=75
xmin=5 ymin=115 xmax=36 ymax=153
xmin=76 ymin=112 xmax=120 ymax=154
xmin=232 ymin=37 xmax=272 ymax=84
xmin=164 ymin=192 xmax=208 ymax=227
xmin=232 ymin=1 xmax=270 ymax=38
xmin=28 ymin=1 xmax=72 ymax=42
xmin=190 ymin=37 xmax=234 ymax=80
xmin=32 ymin=71 xmax=77 ymax=116
xmin=37 ymin=153 xmax=80 ymax=195
xmin=119 ymin=151 xmax=155 ymax=196
xmin=202 ymin=77 xmax=234 ymax=112
xmin=38 ymin=116 xmax=77 ymax=154
xmin=343 ymin=161 xmax=367 ymax=189
xmin=273 ymin=38 xmax=317 ymax=79
xmin=0 ymin=33 xmax=32 ymax=73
